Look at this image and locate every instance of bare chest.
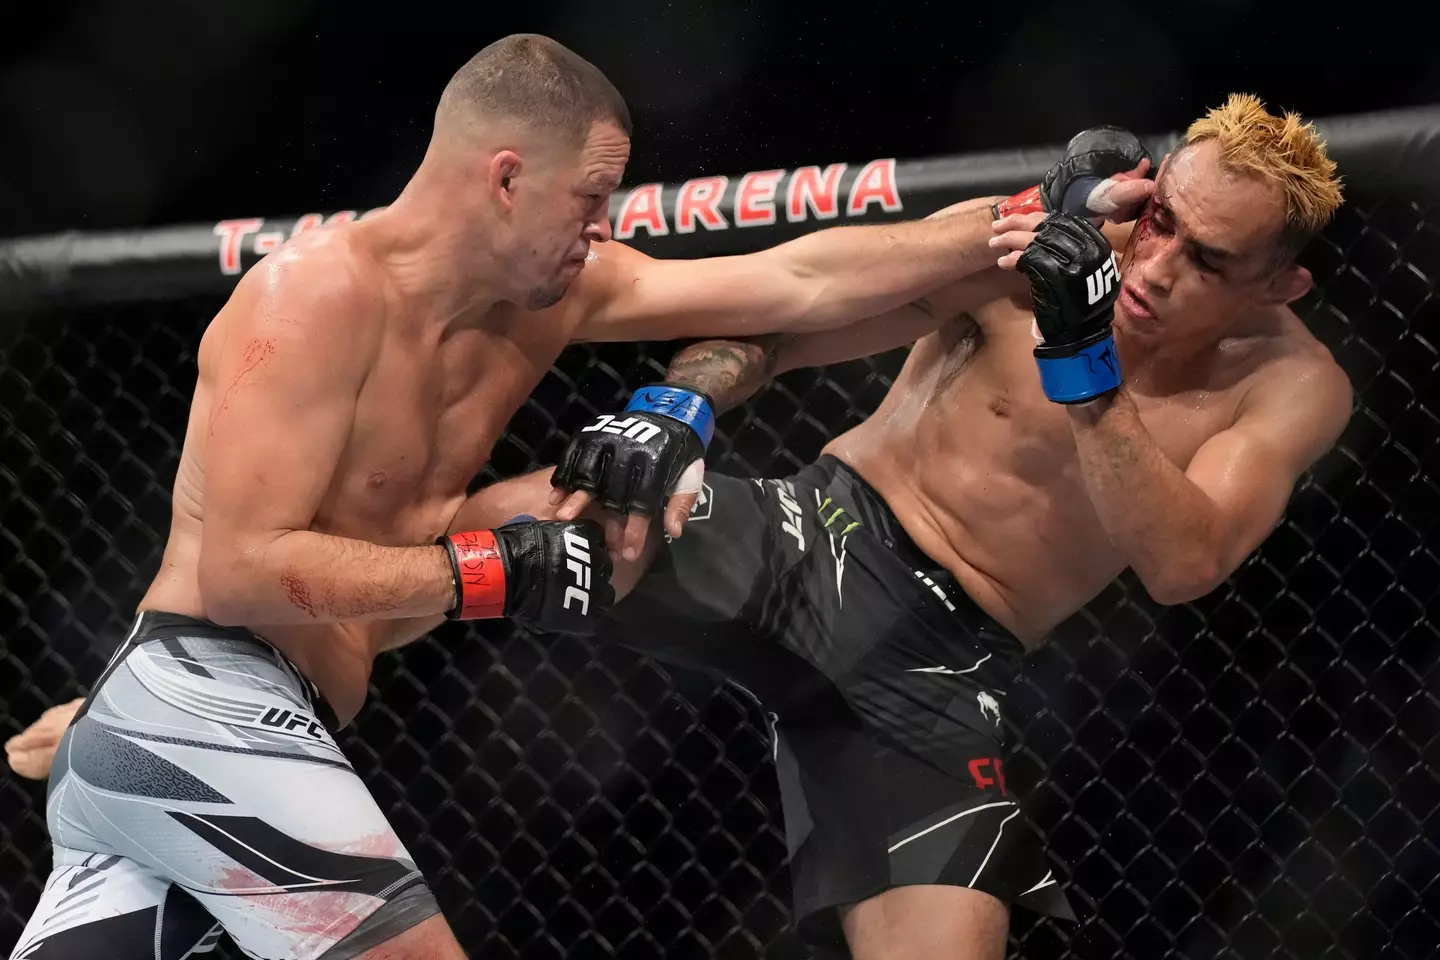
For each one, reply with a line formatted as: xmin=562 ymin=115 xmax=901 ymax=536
xmin=913 ymin=306 xmax=1242 ymax=482
xmin=314 ymin=318 xmax=569 ymax=545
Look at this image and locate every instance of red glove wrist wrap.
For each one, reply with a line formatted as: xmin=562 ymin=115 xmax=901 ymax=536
xmin=992 ymin=185 xmax=1044 ymax=220
xmin=441 ymin=530 xmax=507 ymax=620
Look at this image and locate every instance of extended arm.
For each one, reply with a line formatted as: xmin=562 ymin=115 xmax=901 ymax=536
xmin=660 ymin=264 xmax=1025 ymax=412
xmin=1068 ymin=359 xmax=1352 ymax=603
xmin=572 ymin=197 xmax=1004 ymax=342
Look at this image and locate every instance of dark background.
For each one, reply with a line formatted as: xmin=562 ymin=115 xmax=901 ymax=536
xmin=3 ymin=4 xmax=1439 ymax=959
xmin=3 ymin=0 xmax=1439 ymax=236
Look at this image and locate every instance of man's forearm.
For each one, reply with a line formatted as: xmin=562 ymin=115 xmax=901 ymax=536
xmin=201 ymin=531 xmax=456 ymax=625
xmin=665 ymin=336 xmax=785 ymax=413
xmin=1068 ymin=392 xmax=1225 ymax=602
xmin=770 ymin=197 xmax=1002 ymax=327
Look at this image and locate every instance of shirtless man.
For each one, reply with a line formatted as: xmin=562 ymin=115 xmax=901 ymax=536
xmin=6 ymin=34 xmax=1058 ymax=960
xmin=466 ymin=96 xmax=1348 ymax=958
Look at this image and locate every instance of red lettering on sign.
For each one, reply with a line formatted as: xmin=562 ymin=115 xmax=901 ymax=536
xmin=847 ymin=158 xmax=902 ymax=216
xmin=675 ymin=177 xmax=729 ymax=234
xmin=614 ymin=184 xmax=668 ymax=240
xmin=252 ymin=232 xmax=285 ymax=256
xmin=786 ymin=164 xmax=847 ymax=223
xmin=214 ymin=219 xmax=264 ymax=275
xmin=291 ymin=214 xmax=325 ymax=237
xmin=734 ymin=170 xmax=784 ymax=227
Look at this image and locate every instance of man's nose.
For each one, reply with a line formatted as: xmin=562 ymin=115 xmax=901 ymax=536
xmin=586 ymin=216 xmax=612 ymax=244
xmin=1139 ymin=238 xmax=1181 ymax=293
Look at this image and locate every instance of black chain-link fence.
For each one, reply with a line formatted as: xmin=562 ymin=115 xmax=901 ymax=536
xmin=2 ymin=192 xmax=1437 ymax=959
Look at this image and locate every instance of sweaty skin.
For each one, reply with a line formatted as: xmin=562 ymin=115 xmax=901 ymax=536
xmin=669 ymin=162 xmax=1351 ymax=647
xmin=140 ymin=221 xmax=583 ymax=724
xmin=7 ymin=158 xmax=1349 ymax=778
xmin=114 ymin=124 xmax=1009 ymax=729
xmin=826 ymin=251 xmax=1342 ymax=645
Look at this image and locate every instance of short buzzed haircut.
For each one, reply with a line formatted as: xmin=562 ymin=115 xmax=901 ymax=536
xmin=436 ymin=34 xmax=631 ymax=144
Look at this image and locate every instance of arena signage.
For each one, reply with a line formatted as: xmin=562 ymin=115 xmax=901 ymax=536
xmin=209 ymin=158 xmax=902 ymax=276
xmin=213 ymin=211 xmax=367 ymax=276
xmin=611 ymin=158 xmax=901 ymax=239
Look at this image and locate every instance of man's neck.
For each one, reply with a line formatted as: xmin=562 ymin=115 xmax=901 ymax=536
xmin=365 ymin=180 xmax=509 ymax=329
xmin=1116 ymin=312 xmax=1254 ymax=394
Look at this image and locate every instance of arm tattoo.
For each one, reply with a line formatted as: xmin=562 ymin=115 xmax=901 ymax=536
xmin=667 ymin=336 xmax=783 ymax=413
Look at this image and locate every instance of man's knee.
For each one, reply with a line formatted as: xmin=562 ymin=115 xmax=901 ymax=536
xmin=840 ymin=885 xmax=1010 ymax=960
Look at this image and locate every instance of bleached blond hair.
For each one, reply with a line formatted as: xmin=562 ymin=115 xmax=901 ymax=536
xmin=1184 ymin=94 xmax=1344 ymax=262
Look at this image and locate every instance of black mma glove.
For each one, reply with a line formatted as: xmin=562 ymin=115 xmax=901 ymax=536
xmin=1017 ymin=214 xmax=1123 ymax=405
xmin=439 ymin=517 xmax=613 ymax=635
xmin=993 ymin=126 xmax=1152 ymax=222
xmin=550 ymin=384 xmax=715 ymax=516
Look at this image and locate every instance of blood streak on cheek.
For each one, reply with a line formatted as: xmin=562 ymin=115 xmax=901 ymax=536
xmin=280 ymin=568 xmax=317 ymax=617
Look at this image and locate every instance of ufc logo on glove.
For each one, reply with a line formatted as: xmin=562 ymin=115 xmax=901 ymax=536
xmin=1085 ymin=254 xmax=1119 ymax=306
xmin=562 ymin=528 xmax=593 ymax=615
xmin=581 ymin=415 xmax=663 ymax=444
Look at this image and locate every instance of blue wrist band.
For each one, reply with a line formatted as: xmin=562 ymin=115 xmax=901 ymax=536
xmin=1034 ymin=333 xmax=1122 ymax=404
xmin=625 ymin=385 xmax=715 ymax=447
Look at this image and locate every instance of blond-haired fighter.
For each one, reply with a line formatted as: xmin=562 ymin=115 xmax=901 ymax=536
xmin=529 ymin=95 xmax=1351 ymax=958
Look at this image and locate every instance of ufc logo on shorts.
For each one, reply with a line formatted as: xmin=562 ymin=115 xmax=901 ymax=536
xmin=581 ymin=415 xmax=661 ymax=444
xmin=259 ymin=706 xmax=328 ymax=742
xmin=772 ymin=480 xmax=805 ymax=551
xmin=1085 ymin=253 xmax=1119 ymax=305
xmin=562 ymin=529 xmax=592 ymax=615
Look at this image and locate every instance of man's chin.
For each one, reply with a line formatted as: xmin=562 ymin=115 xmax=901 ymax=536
xmin=525 ymin=281 xmax=571 ymax=311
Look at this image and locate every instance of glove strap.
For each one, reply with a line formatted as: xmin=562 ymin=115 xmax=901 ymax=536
xmin=1033 ymin=329 xmax=1123 ymax=404
xmin=992 ymin=185 xmax=1044 ymax=221
xmin=440 ymin=530 xmax=507 ymax=620
xmin=624 ymin=384 xmax=716 ymax=447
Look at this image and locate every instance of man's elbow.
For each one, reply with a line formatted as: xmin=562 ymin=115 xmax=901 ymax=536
xmin=196 ymin=540 xmax=261 ymax=626
xmin=1140 ymin=555 xmax=1229 ymax=606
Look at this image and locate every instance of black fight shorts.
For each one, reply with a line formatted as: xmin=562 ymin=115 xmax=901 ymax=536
xmin=609 ymin=455 xmax=1074 ymax=951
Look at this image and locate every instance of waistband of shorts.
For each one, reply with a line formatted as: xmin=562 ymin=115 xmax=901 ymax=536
xmin=806 ymin=455 xmax=1023 ymax=654
xmin=117 ymin=611 xmax=339 ymax=731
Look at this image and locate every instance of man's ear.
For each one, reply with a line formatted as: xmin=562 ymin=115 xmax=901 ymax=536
xmin=488 ymin=151 xmax=523 ymax=211
xmin=1268 ymin=263 xmax=1313 ymax=305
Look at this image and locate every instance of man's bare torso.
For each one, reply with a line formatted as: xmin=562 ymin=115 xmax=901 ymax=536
xmin=140 ymin=224 xmax=582 ymax=722
xmin=829 ymin=282 xmax=1334 ymax=647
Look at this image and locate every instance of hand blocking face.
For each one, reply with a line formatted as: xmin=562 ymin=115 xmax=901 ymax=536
xmin=1015 ymin=215 xmax=1124 ymax=405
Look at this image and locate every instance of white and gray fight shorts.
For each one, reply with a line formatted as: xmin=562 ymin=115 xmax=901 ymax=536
xmin=9 ymin=611 xmax=439 ymax=960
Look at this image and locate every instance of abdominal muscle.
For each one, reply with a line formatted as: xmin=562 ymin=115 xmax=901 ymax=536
xmin=821 ymin=326 xmax=1129 ymax=647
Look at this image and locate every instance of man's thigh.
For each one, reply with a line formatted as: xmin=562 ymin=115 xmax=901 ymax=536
xmin=9 ymin=851 xmax=221 ymax=960
xmin=841 ymin=885 xmax=1009 ymax=960
xmin=52 ymin=620 xmax=447 ymax=959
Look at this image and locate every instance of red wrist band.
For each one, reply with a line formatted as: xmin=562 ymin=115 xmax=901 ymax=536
xmin=441 ymin=530 xmax=507 ymax=620
xmin=992 ymin=185 xmax=1044 ymax=220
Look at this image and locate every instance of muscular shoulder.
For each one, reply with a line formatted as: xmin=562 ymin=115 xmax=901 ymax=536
xmin=205 ymin=226 xmax=386 ymax=376
xmin=1235 ymin=308 xmax=1354 ymax=457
